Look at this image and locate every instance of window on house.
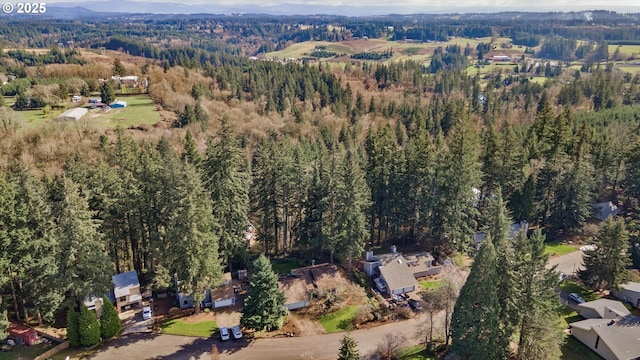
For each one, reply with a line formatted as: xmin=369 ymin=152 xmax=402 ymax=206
xmin=183 ymin=300 xmax=189 ymax=305
xmin=120 ymin=296 xmax=127 ymax=302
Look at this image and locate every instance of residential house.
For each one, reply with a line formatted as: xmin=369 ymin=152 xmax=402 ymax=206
xmin=112 ymin=271 xmax=142 ymax=312
xmin=578 ymin=299 xmax=631 ymax=319
xmin=83 ymin=296 xmax=105 ymax=318
xmin=571 ymin=299 xmax=640 ymax=360
xmin=474 ymin=221 xmax=529 ymax=250
xmin=613 ymin=282 xmax=640 ymax=308
xmin=363 ymin=247 xmax=444 ymax=295
xmin=592 ymin=201 xmax=620 ymax=221
xmin=278 ymin=263 xmax=343 ymax=310
xmin=202 ymin=272 xmax=237 ymax=309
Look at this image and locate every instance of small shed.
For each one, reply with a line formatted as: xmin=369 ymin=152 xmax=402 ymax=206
xmin=613 ymin=282 xmax=640 ymax=308
xmin=55 ymin=107 xmax=88 ymax=122
xmin=8 ymin=323 xmax=39 ymax=346
xmin=110 ymin=100 xmax=127 ymax=108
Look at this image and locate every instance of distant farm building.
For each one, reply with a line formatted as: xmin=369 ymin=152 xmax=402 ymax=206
xmin=55 ymin=107 xmax=87 ymax=122
xmin=110 ymin=100 xmax=127 ymax=108
xmin=492 ymin=55 xmax=513 ymax=62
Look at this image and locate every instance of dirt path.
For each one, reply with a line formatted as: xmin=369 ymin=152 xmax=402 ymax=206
xmin=287 ymin=314 xmax=325 ymax=336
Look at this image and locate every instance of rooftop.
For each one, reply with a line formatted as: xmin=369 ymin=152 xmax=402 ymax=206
xmin=112 ymin=271 xmax=140 ymax=298
xmin=579 ymin=298 xmax=631 ymax=319
xmin=378 ymin=257 xmax=418 ymax=291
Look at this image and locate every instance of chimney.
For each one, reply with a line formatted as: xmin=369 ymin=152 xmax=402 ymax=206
xmin=366 ymin=251 xmax=374 ymax=261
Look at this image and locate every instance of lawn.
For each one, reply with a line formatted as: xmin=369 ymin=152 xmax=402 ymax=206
xmin=80 ymin=95 xmax=161 ymax=131
xmin=545 ymin=242 xmax=578 ymax=257
xmin=162 ymin=318 xmax=217 ymax=337
xmin=318 ymin=305 xmax=359 ymax=333
xmin=270 ymin=258 xmax=308 ymax=275
xmin=11 ymin=95 xmax=161 ymax=132
xmin=0 ymin=343 xmax=53 ymax=360
xmin=398 ymin=345 xmax=436 ymax=360
xmin=419 ymin=280 xmax=441 ymax=290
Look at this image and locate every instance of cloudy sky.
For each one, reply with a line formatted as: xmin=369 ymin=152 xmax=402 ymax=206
xmin=43 ymin=0 xmax=639 ymax=6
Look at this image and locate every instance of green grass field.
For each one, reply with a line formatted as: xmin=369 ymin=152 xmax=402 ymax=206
xmin=12 ymin=95 xmax=161 ymax=132
xmin=609 ymin=44 xmax=640 ymax=57
xmin=398 ymin=345 xmax=437 ymax=360
xmin=162 ymin=318 xmax=218 ymax=337
xmin=318 ymin=305 xmax=359 ymax=333
xmin=419 ymin=280 xmax=441 ymax=291
xmin=545 ymin=242 xmax=578 ymax=257
xmin=561 ymin=335 xmax=604 ymax=360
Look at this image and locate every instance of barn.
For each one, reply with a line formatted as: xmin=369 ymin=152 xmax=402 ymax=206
xmin=55 ymin=107 xmax=88 ymax=122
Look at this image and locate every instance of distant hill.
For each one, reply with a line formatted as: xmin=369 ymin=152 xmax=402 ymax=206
xmin=37 ymin=1 xmax=640 ymax=17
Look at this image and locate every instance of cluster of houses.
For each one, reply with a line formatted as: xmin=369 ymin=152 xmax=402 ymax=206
xmin=571 ymin=282 xmax=640 ymax=360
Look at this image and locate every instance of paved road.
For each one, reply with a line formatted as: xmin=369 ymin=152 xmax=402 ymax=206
xmin=88 ymin=315 xmax=426 ymax=360
xmin=547 ymin=250 xmax=584 ymax=276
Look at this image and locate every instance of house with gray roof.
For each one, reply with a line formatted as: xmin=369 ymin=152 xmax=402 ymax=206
xmin=112 ymin=271 xmax=142 ymax=312
xmin=376 ymin=255 xmax=418 ymax=295
xmin=613 ymin=282 xmax=640 ymax=308
xmin=592 ymin=201 xmax=620 ymax=221
xmin=571 ymin=302 xmax=640 ymax=360
xmin=578 ymin=298 xmax=631 ymax=319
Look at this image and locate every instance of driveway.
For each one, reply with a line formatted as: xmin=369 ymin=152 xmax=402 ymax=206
xmin=547 ymin=250 xmax=584 ymax=276
xmin=88 ymin=315 xmax=426 ymax=360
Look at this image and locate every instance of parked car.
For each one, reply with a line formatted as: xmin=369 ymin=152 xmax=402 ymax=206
xmin=408 ymin=299 xmax=422 ymax=310
xmin=142 ymin=306 xmax=153 ymax=320
xmin=391 ymin=294 xmax=404 ymax=303
xmin=231 ymin=325 xmax=243 ymax=340
xmin=219 ymin=326 xmax=230 ymax=341
xmin=568 ymin=293 xmax=585 ymax=304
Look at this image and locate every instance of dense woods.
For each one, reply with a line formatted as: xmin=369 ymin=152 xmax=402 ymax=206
xmin=1 ymin=12 xmax=640 ymax=353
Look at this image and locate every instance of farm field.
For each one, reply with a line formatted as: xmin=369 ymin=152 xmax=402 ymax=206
xmin=13 ymin=95 xmax=162 ymax=132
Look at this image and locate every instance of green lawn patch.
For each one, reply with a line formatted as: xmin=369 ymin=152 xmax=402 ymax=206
xmin=271 ymin=258 xmax=308 ymax=275
xmin=561 ymin=335 xmax=604 ymax=360
xmin=318 ymin=305 xmax=359 ymax=333
xmin=560 ymin=281 xmax=598 ymax=302
xmin=0 ymin=343 xmax=54 ymax=360
xmin=419 ymin=280 xmax=441 ymax=290
xmin=545 ymin=242 xmax=578 ymax=257
xmin=162 ymin=318 xmax=217 ymax=337
xmin=80 ymin=95 xmax=161 ymax=130
xmin=398 ymin=345 xmax=436 ymax=360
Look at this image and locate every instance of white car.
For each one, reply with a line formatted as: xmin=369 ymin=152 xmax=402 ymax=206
xmin=219 ymin=326 xmax=230 ymax=341
xmin=142 ymin=306 xmax=153 ymax=320
xmin=231 ymin=325 xmax=243 ymax=340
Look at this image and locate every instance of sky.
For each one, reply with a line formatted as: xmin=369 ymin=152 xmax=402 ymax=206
xmin=43 ymin=0 xmax=640 ymax=7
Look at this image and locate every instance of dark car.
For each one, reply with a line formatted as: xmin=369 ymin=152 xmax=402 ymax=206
xmin=568 ymin=292 xmax=585 ymax=304
xmin=408 ymin=299 xmax=422 ymax=310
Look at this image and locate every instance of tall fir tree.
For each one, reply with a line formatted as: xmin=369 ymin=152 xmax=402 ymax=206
xmin=51 ymin=177 xmax=112 ymax=308
xmin=66 ymin=307 xmax=80 ymax=346
xmin=201 ymin=118 xmax=250 ymax=269
xmin=240 ymin=255 xmax=288 ymax=331
xmin=580 ymin=217 xmax=630 ymax=290
xmin=512 ymin=230 xmax=564 ymax=360
xmin=450 ymin=237 xmax=508 ymax=360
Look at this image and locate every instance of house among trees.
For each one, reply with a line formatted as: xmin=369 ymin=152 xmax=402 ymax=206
xmin=278 ymin=263 xmax=342 ymax=310
xmin=612 ymin=282 xmax=640 ymax=308
xmin=364 ymin=247 xmax=443 ymax=295
xmin=474 ymin=220 xmax=529 ymax=250
xmin=592 ymin=201 xmax=620 ymax=221
xmin=202 ymin=272 xmax=238 ymax=309
xmin=112 ymin=271 xmax=142 ymax=312
xmin=571 ymin=299 xmax=640 ymax=360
